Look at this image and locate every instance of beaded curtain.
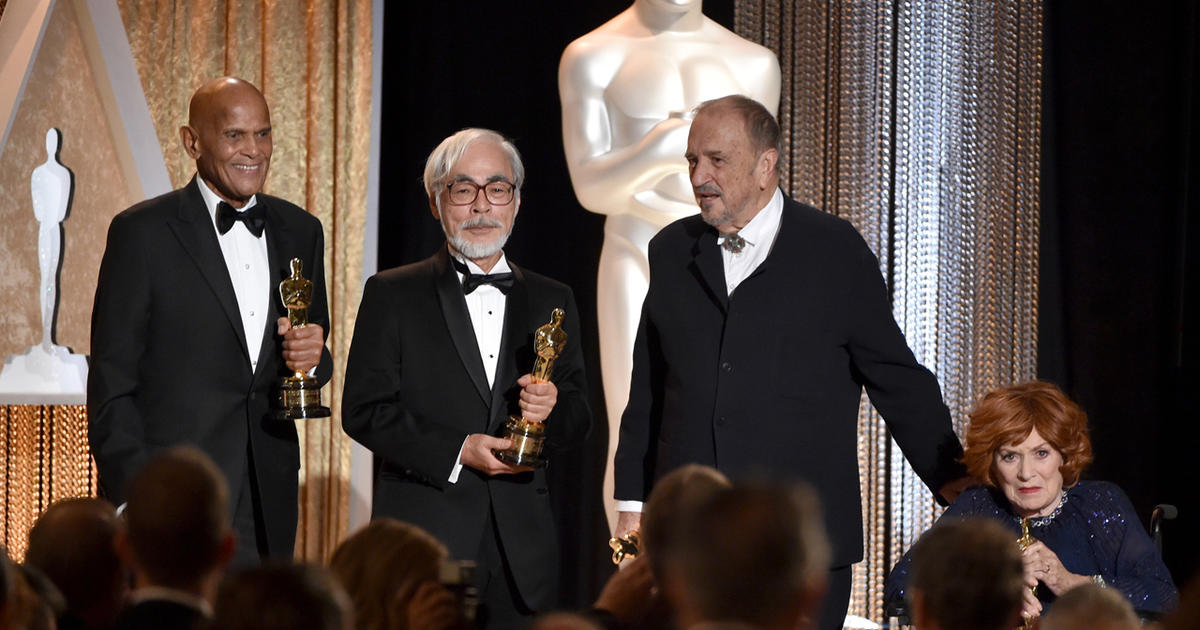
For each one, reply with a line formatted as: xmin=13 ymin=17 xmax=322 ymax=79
xmin=734 ymin=1 xmax=1041 ymax=623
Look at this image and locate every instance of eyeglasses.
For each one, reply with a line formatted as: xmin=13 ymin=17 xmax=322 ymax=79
xmin=444 ymin=179 xmax=516 ymax=206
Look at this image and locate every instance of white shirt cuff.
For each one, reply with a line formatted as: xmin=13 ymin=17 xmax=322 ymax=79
xmin=615 ymin=500 xmax=644 ymax=513
xmin=448 ymin=438 xmax=468 ymax=484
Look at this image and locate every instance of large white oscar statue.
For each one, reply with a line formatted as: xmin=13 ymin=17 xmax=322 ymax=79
xmin=559 ymin=0 xmax=780 ymax=531
xmin=0 ymin=128 xmax=89 ymax=404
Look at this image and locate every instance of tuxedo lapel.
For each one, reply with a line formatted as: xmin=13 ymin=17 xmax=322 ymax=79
xmin=691 ymin=230 xmax=728 ymax=311
xmin=490 ymin=264 xmax=529 ymax=428
xmin=433 ymin=249 xmax=491 ymax=405
xmin=166 ymin=179 xmax=251 ymax=364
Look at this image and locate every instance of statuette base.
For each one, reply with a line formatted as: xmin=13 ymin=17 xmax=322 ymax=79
xmin=273 ymin=374 xmax=330 ymax=420
xmin=495 ymin=416 xmax=547 ymax=468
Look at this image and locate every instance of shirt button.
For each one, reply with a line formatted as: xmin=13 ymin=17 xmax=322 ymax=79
xmin=249 ymin=311 xmax=255 ymax=317
xmin=244 ymin=264 xmax=250 ymax=270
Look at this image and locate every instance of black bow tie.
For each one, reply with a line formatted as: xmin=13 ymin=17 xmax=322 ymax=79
xmin=216 ymin=201 xmax=266 ymax=237
xmin=451 ymin=257 xmax=514 ymax=295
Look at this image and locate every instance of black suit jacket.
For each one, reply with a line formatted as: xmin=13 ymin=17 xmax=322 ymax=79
xmin=614 ymin=195 xmax=965 ymax=566
xmin=342 ymin=247 xmax=590 ymax=611
xmin=88 ymin=178 xmax=332 ymax=557
xmin=113 ymin=599 xmax=208 ymax=630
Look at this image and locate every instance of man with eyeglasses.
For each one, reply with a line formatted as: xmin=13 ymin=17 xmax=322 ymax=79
xmin=342 ymin=128 xmax=591 ymax=629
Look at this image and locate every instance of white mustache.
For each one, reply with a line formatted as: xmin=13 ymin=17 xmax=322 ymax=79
xmin=459 ymin=216 xmax=504 ymax=230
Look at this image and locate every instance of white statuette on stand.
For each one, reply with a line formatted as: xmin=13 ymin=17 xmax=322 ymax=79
xmin=0 ymin=128 xmax=89 ymax=404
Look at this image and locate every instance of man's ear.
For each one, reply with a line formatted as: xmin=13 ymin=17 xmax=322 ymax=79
xmin=114 ymin=528 xmax=133 ymax=565
xmin=215 ymin=529 xmax=237 ymax=569
xmin=180 ymin=125 xmax=201 ymax=160
xmin=790 ymin=579 xmax=828 ymax=630
xmin=756 ymin=148 xmax=778 ymax=189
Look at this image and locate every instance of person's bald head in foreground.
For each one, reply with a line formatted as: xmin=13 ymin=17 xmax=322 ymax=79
xmin=180 ymin=77 xmax=273 ymax=208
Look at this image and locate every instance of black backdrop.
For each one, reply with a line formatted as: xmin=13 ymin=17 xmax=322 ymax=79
xmin=380 ymin=0 xmax=1198 ymax=607
xmin=1041 ymin=2 xmax=1199 ymax=587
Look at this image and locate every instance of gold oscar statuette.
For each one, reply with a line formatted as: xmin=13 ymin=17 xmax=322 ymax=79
xmin=608 ymin=528 xmax=641 ymax=565
xmin=272 ymin=258 xmax=331 ymax=420
xmin=494 ymin=308 xmax=566 ymax=467
xmin=1017 ymin=518 xmax=1038 ymax=629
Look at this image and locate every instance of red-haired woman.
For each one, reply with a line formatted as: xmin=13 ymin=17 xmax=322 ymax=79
xmin=885 ymin=381 xmax=1177 ymax=622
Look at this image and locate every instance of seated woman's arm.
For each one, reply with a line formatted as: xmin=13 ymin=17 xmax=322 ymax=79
xmin=1091 ymin=483 xmax=1179 ymax=614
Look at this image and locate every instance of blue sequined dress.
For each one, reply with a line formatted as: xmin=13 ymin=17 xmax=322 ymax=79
xmin=884 ymin=481 xmax=1178 ymax=614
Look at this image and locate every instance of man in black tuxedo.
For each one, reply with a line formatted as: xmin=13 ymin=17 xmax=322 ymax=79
xmin=342 ymin=128 xmax=590 ymax=629
xmin=88 ymin=77 xmax=331 ymax=563
xmin=612 ymin=95 xmax=970 ymax=630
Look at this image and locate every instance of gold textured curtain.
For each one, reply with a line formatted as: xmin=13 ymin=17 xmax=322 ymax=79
xmin=735 ymin=1 xmax=1041 ymax=624
xmin=116 ymin=0 xmax=372 ymax=561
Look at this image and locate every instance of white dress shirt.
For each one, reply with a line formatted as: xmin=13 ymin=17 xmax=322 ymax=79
xmin=197 ymin=176 xmax=270 ymax=372
xmin=448 ymin=251 xmax=511 ymax=483
xmin=718 ymin=187 xmax=784 ymax=295
xmin=615 ymin=187 xmax=784 ymax=515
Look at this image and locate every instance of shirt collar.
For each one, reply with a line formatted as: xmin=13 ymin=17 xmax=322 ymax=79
xmin=129 ymin=586 xmax=213 ymax=618
xmin=716 ymin=187 xmax=784 ymax=252
xmin=196 ymin=175 xmax=259 ymax=227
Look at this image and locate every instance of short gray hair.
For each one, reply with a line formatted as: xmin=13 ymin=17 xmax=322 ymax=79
xmin=422 ymin=128 xmax=525 ymax=201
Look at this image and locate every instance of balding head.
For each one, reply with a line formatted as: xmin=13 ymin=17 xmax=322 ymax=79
xmin=180 ymin=77 xmax=273 ymax=208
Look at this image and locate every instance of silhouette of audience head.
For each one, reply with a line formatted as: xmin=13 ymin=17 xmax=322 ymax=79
xmin=330 ymin=518 xmax=457 ymax=630
xmin=25 ymin=497 xmax=127 ymax=629
xmin=120 ymin=446 xmax=235 ymax=593
xmin=907 ymin=518 xmax=1024 ymax=630
xmin=214 ymin=562 xmax=352 ymax=630
xmin=1040 ymin=583 xmax=1139 ymax=630
xmin=659 ymin=481 xmax=830 ymax=630
xmin=642 ymin=464 xmax=730 ymax=580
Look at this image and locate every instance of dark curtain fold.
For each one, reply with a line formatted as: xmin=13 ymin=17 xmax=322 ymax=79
xmin=1040 ymin=1 xmax=1199 ymax=585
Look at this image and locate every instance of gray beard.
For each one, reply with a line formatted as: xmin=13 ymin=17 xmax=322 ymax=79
xmin=443 ymin=212 xmax=512 ymax=260
xmin=448 ymin=229 xmax=509 ymax=260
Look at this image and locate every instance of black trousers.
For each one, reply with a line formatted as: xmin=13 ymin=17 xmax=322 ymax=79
xmin=818 ymin=565 xmax=853 ymax=630
xmin=230 ymin=446 xmax=269 ymax=567
xmin=473 ymin=505 xmax=534 ymax=630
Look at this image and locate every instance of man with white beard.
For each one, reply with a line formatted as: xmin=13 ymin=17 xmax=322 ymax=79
xmin=342 ymin=128 xmax=591 ymax=629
